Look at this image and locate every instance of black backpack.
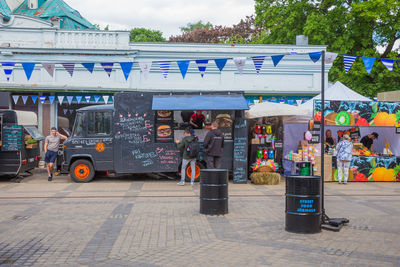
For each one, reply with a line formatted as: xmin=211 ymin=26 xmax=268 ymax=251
xmin=186 ymin=136 xmax=200 ymax=158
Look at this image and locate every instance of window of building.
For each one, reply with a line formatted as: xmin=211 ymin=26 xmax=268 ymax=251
xmin=87 ymin=112 xmax=111 ymax=136
xmin=72 ymin=113 xmax=84 ymax=137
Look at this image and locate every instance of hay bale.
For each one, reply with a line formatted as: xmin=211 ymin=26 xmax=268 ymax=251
xmin=250 ymin=172 xmax=281 ymax=185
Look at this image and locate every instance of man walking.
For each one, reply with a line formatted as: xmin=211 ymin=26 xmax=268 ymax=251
xmin=203 ymin=121 xmax=224 ymax=169
xmin=44 ymin=127 xmax=67 ymax=181
xmin=176 ymin=127 xmax=198 ymax=185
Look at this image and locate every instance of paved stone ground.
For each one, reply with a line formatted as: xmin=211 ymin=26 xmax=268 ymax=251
xmin=0 ymin=169 xmax=399 ymax=266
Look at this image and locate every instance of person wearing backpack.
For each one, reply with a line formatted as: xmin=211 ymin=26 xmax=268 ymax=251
xmin=176 ymin=127 xmax=199 ymax=185
xmin=203 ymin=121 xmax=224 ymax=168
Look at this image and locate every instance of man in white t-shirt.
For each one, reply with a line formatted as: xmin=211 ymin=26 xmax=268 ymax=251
xmin=44 ymin=127 xmax=67 ymax=181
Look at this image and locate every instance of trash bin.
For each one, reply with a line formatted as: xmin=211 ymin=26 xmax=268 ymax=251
xmin=285 ymin=175 xmax=321 ymax=233
xmin=200 ymin=169 xmax=228 ymax=215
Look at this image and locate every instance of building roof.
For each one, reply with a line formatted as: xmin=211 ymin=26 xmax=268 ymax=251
xmin=0 ymin=0 xmax=11 ymax=20
xmin=12 ymin=0 xmax=96 ymax=29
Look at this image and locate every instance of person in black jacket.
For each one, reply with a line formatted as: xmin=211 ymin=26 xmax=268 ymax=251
xmin=203 ymin=121 xmax=224 ymax=169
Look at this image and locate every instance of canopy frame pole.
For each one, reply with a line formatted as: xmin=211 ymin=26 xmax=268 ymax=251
xmin=320 ymin=50 xmax=327 ymax=223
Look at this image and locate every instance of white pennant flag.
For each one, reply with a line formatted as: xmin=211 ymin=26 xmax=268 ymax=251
xmin=139 ymin=61 xmax=152 ymax=79
xmin=234 ymin=57 xmax=246 ymax=74
xmin=21 ymin=95 xmax=29 ymax=104
xmin=12 ymin=95 xmax=19 ymax=104
xmin=103 ymin=95 xmax=109 ymax=104
xmin=42 ymin=63 xmax=55 ymax=77
xmin=57 ymin=95 xmax=64 ymax=105
xmin=85 ymin=96 xmax=91 ymax=103
xmin=66 ymin=96 xmax=74 ymax=105
xmin=325 ymin=52 xmax=338 ymax=64
xmin=296 ymin=99 xmax=303 ymax=106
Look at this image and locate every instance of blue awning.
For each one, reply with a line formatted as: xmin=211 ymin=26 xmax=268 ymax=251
xmin=152 ymin=94 xmax=249 ymax=110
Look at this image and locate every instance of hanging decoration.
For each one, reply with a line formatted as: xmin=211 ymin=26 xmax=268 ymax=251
xmin=251 ymin=56 xmax=265 ymax=74
xmin=271 ymin=55 xmax=284 ymax=67
xmin=177 ymin=60 xmax=190 ymax=79
xmin=325 ymin=52 xmax=338 ymax=64
xmin=234 ymin=57 xmax=246 ymax=74
xmin=343 ymin=55 xmax=357 ymax=74
xmin=22 ymin=63 xmax=36 ymax=80
xmin=287 ymin=99 xmax=294 ymax=105
xmin=63 ymin=109 xmax=68 ymax=115
xmin=296 ymin=99 xmax=303 ymax=106
xmin=12 ymin=95 xmax=19 ymax=104
xmin=381 ymin=58 xmax=394 ymax=72
xmin=362 ymin=57 xmax=376 ymax=74
xmin=66 ymin=96 xmax=74 ymax=105
xmin=195 ymin=59 xmax=208 ymax=78
xmin=21 ymin=95 xmax=28 ymax=104
xmin=214 ymin=58 xmax=228 ymax=72
xmin=85 ymin=96 xmax=91 ymax=103
xmin=42 ymin=63 xmax=55 ymax=77
xmin=61 ymin=63 xmax=75 ymax=77
xmin=82 ymin=63 xmax=95 ymax=73
xmin=94 ymin=95 xmax=101 ymax=103
xmin=2 ymin=62 xmax=15 ymax=81
xmin=76 ymin=96 xmax=82 ymax=104
xmin=119 ymin=62 xmax=133 ymax=81
xmin=31 ymin=95 xmax=37 ymax=104
xmin=103 ymin=95 xmax=109 ymax=104
xmin=158 ymin=61 xmax=172 ymax=79
xmin=57 ymin=95 xmax=64 ymax=105
xmin=139 ymin=61 xmax=152 ymax=79
xmin=48 ymin=96 xmax=55 ymax=104
xmin=69 ymin=109 xmax=74 ymax=115
xmin=101 ymin=62 xmax=114 ymax=77
xmin=39 ymin=96 xmax=46 ymax=104
xmin=309 ymin=52 xmax=322 ymax=63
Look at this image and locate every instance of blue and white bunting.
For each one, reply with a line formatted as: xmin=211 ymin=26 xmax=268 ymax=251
xmin=325 ymin=52 xmax=338 ymax=64
xmin=139 ymin=61 xmax=152 ymax=79
xmin=101 ymin=63 xmax=113 ymax=77
xmin=234 ymin=57 xmax=246 ymax=74
xmin=31 ymin=96 xmax=37 ymax=104
xmin=2 ymin=62 xmax=15 ymax=81
xmin=287 ymin=99 xmax=294 ymax=105
xmin=343 ymin=55 xmax=357 ymax=73
xmin=94 ymin=95 xmax=101 ymax=103
xmin=82 ymin=63 xmax=95 ymax=73
xmin=362 ymin=57 xmax=375 ymax=74
xmin=22 ymin=63 xmax=36 ymax=80
xmin=296 ymin=99 xmax=302 ymax=106
xmin=39 ymin=96 xmax=46 ymax=104
xmin=21 ymin=95 xmax=28 ymax=105
xmin=119 ymin=62 xmax=133 ymax=81
xmin=381 ymin=58 xmax=394 ymax=71
xmin=69 ymin=109 xmax=74 ymax=115
xmin=177 ymin=60 xmax=190 ymax=79
xmin=61 ymin=63 xmax=75 ymax=77
xmin=85 ymin=96 xmax=91 ymax=103
xmin=48 ymin=96 xmax=55 ymax=104
xmin=309 ymin=52 xmax=322 ymax=63
xmin=76 ymin=96 xmax=82 ymax=104
xmin=66 ymin=96 xmax=74 ymax=105
xmin=214 ymin=58 xmax=228 ymax=72
xmin=12 ymin=95 xmax=19 ymax=104
xmin=158 ymin=61 xmax=171 ymax=79
xmin=195 ymin=59 xmax=208 ymax=78
xmin=103 ymin=95 xmax=109 ymax=104
xmin=57 ymin=95 xmax=64 ymax=105
xmin=271 ymin=55 xmax=284 ymax=67
xmin=42 ymin=63 xmax=55 ymax=77
xmin=63 ymin=109 xmax=68 ymax=115
xmin=251 ymin=56 xmax=265 ymax=74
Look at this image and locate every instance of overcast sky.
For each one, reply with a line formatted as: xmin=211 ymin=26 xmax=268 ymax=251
xmin=67 ymin=0 xmax=255 ymax=38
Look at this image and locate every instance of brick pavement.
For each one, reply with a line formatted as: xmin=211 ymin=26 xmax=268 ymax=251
xmin=0 ymin=169 xmax=399 ymax=266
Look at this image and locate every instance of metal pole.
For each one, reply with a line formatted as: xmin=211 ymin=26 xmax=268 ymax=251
xmin=320 ymin=50 xmax=326 ymax=223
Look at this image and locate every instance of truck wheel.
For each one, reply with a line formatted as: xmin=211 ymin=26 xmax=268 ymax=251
xmin=185 ymin=162 xmax=204 ymax=182
xmin=70 ymin=159 xmax=94 ymax=183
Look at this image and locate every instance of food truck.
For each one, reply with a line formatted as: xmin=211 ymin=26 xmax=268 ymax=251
xmin=62 ymin=92 xmax=249 ymax=183
xmin=0 ymin=110 xmax=44 ymax=176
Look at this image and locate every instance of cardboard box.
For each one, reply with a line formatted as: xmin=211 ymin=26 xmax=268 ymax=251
xmin=314 ymin=155 xmax=333 ymax=181
xmin=251 ymin=138 xmax=260 ymax=144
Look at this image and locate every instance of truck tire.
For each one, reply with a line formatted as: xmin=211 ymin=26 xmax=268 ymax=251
xmin=70 ymin=159 xmax=95 ymax=183
xmin=185 ymin=162 xmax=204 ymax=183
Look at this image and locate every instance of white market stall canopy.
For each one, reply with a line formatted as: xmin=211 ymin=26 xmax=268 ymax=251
xmin=245 ymin=101 xmax=309 ymax=119
xmin=15 ymin=110 xmax=38 ymax=126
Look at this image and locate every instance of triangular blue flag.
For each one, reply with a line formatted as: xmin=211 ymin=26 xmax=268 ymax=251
xmin=195 ymin=59 xmax=208 ymax=77
xmin=76 ymin=96 xmax=82 ymax=104
xmin=287 ymin=100 xmax=294 ymax=105
xmin=251 ymin=56 xmax=265 ymax=74
xmin=48 ymin=96 xmax=55 ymax=104
xmin=309 ymin=52 xmax=322 ymax=63
xmin=82 ymin=63 xmax=95 ymax=73
xmin=343 ymin=55 xmax=357 ymax=73
xmin=31 ymin=95 xmax=37 ymax=104
xmin=39 ymin=96 xmax=46 ymax=104
xmin=119 ymin=62 xmax=133 ymax=81
xmin=214 ymin=58 xmax=228 ymax=72
xmin=177 ymin=60 xmax=190 ymax=79
xmin=2 ymin=62 xmax=15 ymax=81
xmin=94 ymin=95 xmax=101 ymax=103
xmin=271 ymin=55 xmax=284 ymax=67
xmin=158 ymin=61 xmax=171 ymax=79
xmin=381 ymin=58 xmax=394 ymax=71
xmin=22 ymin=63 xmax=36 ymax=80
xmin=362 ymin=57 xmax=376 ymax=74
xmin=101 ymin=63 xmax=113 ymax=77
xmin=61 ymin=63 xmax=74 ymax=77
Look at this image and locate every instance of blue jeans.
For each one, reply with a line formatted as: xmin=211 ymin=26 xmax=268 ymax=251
xmin=181 ymin=158 xmax=196 ymax=183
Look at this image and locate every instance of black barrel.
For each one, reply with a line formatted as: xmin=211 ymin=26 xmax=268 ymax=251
xmin=285 ymin=175 xmax=321 ymax=233
xmin=200 ymin=169 xmax=228 ymax=215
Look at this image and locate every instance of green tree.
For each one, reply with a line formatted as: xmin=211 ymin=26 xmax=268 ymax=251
xmin=130 ymin=28 xmax=166 ymax=42
xmin=254 ymin=0 xmax=400 ymax=97
xmin=179 ymin=21 xmax=213 ymax=32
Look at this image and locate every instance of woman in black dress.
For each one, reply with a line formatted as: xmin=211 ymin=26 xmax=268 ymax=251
xmin=325 ymin=129 xmax=337 ymax=152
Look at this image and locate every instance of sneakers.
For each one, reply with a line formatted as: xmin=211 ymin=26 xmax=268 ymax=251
xmin=48 ymin=173 xmax=53 ymax=181
xmin=177 ymin=182 xmax=185 ymax=186
xmin=190 ymin=182 xmax=194 ymax=186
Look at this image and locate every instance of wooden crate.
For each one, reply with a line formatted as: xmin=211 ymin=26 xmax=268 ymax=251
xmin=314 ymin=155 xmax=333 ymax=181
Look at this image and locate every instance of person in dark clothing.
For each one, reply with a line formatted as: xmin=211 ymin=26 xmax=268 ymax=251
xmin=203 ymin=121 xmax=224 ymax=169
xmin=181 ymin=110 xmax=194 ymax=126
xmin=176 ymin=127 xmax=197 ymax=185
xmin=360 ymin=132 xmax=379 ymax=151
xmin=190 ymin=111 xmax=205 ymax=129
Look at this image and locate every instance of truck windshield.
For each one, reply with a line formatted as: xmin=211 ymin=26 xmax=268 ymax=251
xmin=87 ymin=112 xmax=111 ymax=136
xmin=72 ymin=113 xmax=84 ymax=137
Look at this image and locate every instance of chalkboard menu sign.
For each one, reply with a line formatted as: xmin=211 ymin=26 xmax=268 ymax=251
xmin=310 ymin=134 xmax=320 ymax=144
xmin=233 ymin=118 xmax=248 ymax=183
xmin=2 ymin=124 xmax=23 ymax=151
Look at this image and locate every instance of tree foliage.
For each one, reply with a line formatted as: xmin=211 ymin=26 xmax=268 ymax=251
xmin=254 ymin=0 xmax=400 ymax=97
xmin=169 ymin=16 xmax=266 ymax=44
xmin=130 ymin=28 xmax=166 ymax=42
xmin=179 ymin=21 xmax=213 ymax=32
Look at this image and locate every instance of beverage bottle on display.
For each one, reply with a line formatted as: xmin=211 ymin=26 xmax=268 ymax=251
xmin=263 ymin=149 xmax=269 ymax=159
xmin=257 ymin=149 xmax=263 ymax=159
xmin=268 ymin=150 xmax=274 ymax=159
